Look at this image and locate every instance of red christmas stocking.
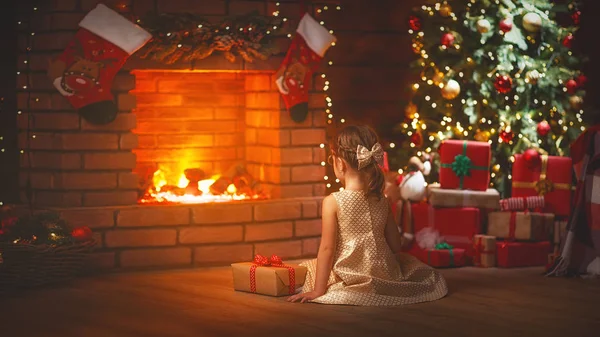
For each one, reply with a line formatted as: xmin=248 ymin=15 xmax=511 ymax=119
xmin=47 ymin=4 xmax=151 ymax=125
xmin=274 ymin=14 xmax=336 ymax=123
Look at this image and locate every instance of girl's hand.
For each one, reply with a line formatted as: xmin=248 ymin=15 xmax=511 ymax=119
xmin=287 ymin=290 xmax=324 ymax=303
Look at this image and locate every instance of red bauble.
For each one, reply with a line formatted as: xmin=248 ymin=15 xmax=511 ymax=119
xmin=494 ymin=75 xmax=513 ymax=94
xmin=440 ymin=33 xmax=455 ymax=47
xmin=71 ymin=226 xmax=93 ymax=242
xmin=576 ymin=74 xmax=587 ymax=87
xmin=537 ymin=120 xmax=551 ymax=137
xmin=523 ymin=148 xmax=542 ymax=168
xmin=409 ymin=15 xmax=421 ymax=31
xmin=572 ymin=10 xmax=581 ymax=25
xmin=562 ymin=35 xmax=574 ymax=48
xmin=565 ymin=79 xmax=578 ymax=94
xmin=410 ymin=132 xmax=423 ymax=147
xmin=500 ymin=129 xmax=514 ymax=143
xmin=499 ymin=18 xmax=513 ymax=32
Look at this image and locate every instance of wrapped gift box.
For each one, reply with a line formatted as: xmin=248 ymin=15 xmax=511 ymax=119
xmin=439 ymin=140 xmax=491 ymax=191
xmin=487 ymin=211 xmax=554 ymax=241
xmin=512 ymin=154 xmax=572 ymax=217
xmin=473 ymin=234 xmax=496 ymax=268
xmin=411 ymin=202 xmax=434 ymax=234
xmin=496 ymin=241 xmax=552 ymax=268
xmin=408 ymin=245 xmax=466 ymax=268
xmin=231 ymin=255 xmax=307 ymax=297
xmin=499 ymin=196 xmax=545 ymax=212
xmin=552 ymin=220 xmax=568 ymax=252
xmin=427 ymin=183 xmax=500 ymax=209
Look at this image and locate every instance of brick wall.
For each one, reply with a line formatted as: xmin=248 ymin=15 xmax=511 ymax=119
xmin=58 ymin=197 xmax=323 ymax=270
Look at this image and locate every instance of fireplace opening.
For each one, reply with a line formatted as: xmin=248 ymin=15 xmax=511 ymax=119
xmin=131 ymin=70 xmax=269 ymax=205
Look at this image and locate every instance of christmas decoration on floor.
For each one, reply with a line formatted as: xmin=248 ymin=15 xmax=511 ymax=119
xmin=231 ymin=254 xmax=307 ymax=297
xmin=47 ymin=4 xmax=152 ymax=125
xmin=137 ymin=10 xmax=284 ymax=64
xmin=274 ymin=13 xmax=337 ymax=123
xmin=0 ymin=205 xmax=95 ymax=291
xmin=389 ymin=0 xmax=586 ymax=197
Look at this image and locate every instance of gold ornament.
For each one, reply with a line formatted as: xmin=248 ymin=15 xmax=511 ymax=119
xmin=522 ymin=12 xmax=542 ymax=33
xmin=526 ymin=70 xmax=541 ymax=84
xmin=476 ymin=19 xmax=491 ymax=33
xmin=405 ymin=102 xmax=418 ymax=119
xmin=474 ymin=130 xmax=491 ymax=142
xmin=432 ymin=72 xmax=445 ymax=86
xmin=439 ymin=3 xmax=452 ymax=17
xmin=569 ymin=95 xmax=583 ymax=109
xmin=441 ymin=79 xmax=461 ymax=100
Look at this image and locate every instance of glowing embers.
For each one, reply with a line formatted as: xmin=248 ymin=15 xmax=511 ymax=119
xmin=139 ymin=165 xmax=266 ymax=204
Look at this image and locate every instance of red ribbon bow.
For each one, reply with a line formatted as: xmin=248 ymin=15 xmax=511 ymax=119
xmin=249 ymin=254 xmax=296 ymax=295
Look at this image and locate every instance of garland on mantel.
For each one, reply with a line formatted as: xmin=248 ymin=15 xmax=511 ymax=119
xmin=137 ymin=11 xmax=286 ymax=64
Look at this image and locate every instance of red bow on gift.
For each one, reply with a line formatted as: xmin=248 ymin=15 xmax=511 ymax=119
xmin=249 ymin=254 xmax=296 ymax=295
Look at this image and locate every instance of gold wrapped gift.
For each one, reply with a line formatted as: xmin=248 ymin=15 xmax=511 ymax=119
xmin=487 ymin=212 xmax=554 ymax=241
xmin=427 ymin=184 xmax=500 ymax=209
xmin=231 ymin=255 xmax=307 ymax=297
xmin=473 ymin=234 xmax=496 ymax=268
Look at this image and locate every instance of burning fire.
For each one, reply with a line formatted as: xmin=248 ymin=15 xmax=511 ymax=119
xmin=139 ymin=168 xmax=264 ymax=204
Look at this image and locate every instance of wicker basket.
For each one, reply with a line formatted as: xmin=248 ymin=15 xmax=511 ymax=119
xmin=0 ymin=240 xmax=96 ymax=292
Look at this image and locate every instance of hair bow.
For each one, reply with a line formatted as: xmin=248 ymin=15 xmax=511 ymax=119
xmin=356 ymin=143 xmax=384 ymax=170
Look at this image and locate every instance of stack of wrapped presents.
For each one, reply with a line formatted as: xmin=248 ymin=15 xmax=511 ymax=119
xmin=403 ymin=140 xmax=572 ymax=269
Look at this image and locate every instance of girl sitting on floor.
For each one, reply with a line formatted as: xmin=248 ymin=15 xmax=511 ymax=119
xmin=288 ymin=125 xmax=448 ymax=305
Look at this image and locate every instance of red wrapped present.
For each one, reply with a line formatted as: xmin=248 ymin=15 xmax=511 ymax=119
xmin=433 ymin=207 xmax=482 ymax=258
xmin=512 ymin=154 xmax=572 ymax=217
xmin=410 ymin=202 xmax=434 ymax=234
xmin=496 ymin=241 xmax=552 ymax=268
xmin=439 ymin=140 xmax=491 ymax=191
xmin=409 ymin=243 xmax=466 ymax=268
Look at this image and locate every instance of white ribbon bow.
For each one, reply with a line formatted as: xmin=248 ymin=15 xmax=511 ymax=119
xmin=356 ymin=143 xmax=384 ymax=170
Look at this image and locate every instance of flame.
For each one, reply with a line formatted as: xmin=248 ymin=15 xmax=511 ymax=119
xmin=140 ymin=171 xmax=263 ymax=204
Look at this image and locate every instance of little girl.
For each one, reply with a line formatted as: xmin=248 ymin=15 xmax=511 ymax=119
xmin=288 ymin=125 xmax=448 ymax=305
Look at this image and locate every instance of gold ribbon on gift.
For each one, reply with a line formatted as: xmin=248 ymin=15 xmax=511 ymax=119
xmin=512 ymin=155 xmax=570 ymax=195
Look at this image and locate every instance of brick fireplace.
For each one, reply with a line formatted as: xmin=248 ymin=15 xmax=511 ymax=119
xmin=16 ymin=0 xmax=327 ymax=271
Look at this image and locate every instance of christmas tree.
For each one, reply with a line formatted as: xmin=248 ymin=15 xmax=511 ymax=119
xmin=389 ymin=0 xmax=586 ymax=197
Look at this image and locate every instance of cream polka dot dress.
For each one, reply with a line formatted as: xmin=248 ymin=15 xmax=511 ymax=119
xmin=300 ymin=190 xmax=448 ymax=306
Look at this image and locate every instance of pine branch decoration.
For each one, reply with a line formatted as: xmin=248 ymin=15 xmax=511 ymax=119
xmin=137 ymin=11 xmax=285 ymax=64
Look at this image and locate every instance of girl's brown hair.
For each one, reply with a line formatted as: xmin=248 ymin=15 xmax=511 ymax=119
xmin=331 ymin=125 xmax=385 ymax=199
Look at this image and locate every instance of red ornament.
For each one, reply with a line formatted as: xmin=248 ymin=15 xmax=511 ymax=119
xmin=562 ymin=34 xmax=574 ymax=48
xmin=409 ymin=15 xmax=421 ymax=31
xmin=565 ymin=79 xmax=578 ymax=94
xmin=71 ymin=226 xmax=93 ymax=242
xmin=494 ymin=75 xmax=513 ymax=94
xmin=499 ymin=18 xmax=513 ymax=32
xmin=410 ymin=132 xmax=423 ymax=147
xmin=523 ymin=148 xmax=541 ymax=168
xmin=440 ymin=33 xmax=455 ymax=47
xmin=500 ymin=128 xmax=514 ymax=143
xmin=537 ymin=120 xmax=551 ymax=137
xmin=572 ymin=10 xmax=581 ymax=25
xmin=576 ymin=74 xmax=587 ymax=87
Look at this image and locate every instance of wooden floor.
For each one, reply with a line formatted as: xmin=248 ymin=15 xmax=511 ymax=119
xmin=1 ymin=265 xmax=599 ymax=337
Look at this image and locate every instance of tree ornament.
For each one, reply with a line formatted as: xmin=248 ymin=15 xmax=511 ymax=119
xmin=477 ymin=19 xmax=491 ymax=33
xmin=410 ymin=131 xmax=424 ymax=147
xmin=494 ymin=75 xmax=513 ymax=94
xmin=563 ymin=34 xmax=574 ymax=48
xmin=569 ymin=95 xmax=584 ymax=110
xmin=526 ymin=70 xmax=541 ymax=84
xmin=500 ymin=126 xmax=514 ymax=143
xmin=576 ymin=74 xmax=587 ymax=87
xmin=522 ymin=12 xmax=542 ymax=33
xmin=474 ymin=130 xmax=491 ymax=142
xmin=523 ymin=148 xmax=541 ymax=168
xmin=405 ymin=102 xmax=418 ymax=119
xmin=439 ymin=3 xmax=452 ymax=17
xmin=441 ymin=79 xmax=461 ymax=100
xmin=499 ymin=18 xmax=513 ymax=33
xmin=408 ymin=15 xmax=421 ymax=31
xmin=537 ymin=120 xmax=551 ymax=137
xmin=432 ymin=71 xmax=445 ymax=85
xmin=565 ymin=79 xmax=578 ymax=94
xmin=72 ymin=226 xmax=93 ymax=241
xmin=440 ymin=32 xmax=455 ymax=47
xmin=572 ymin=10 xmax=581 ymax=25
